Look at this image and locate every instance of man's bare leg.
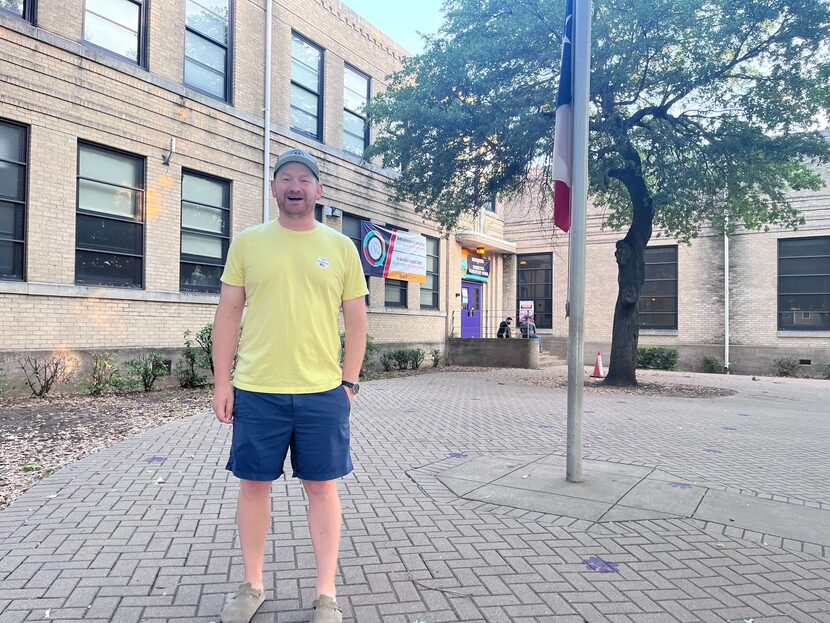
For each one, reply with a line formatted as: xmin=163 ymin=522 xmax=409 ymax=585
xmin=302 ymin=479 xmax=341 ymax=598
xmin=238 ymin=479 xmax=272 ymax=590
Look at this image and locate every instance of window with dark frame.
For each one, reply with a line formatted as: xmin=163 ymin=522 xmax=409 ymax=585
xmin=516 ymin=253 xmax=552 ymax=329
xmin=0 ymin=0 xmax=35 ymax=22
xmin=342 ymin=212 xmax=370 ymax=303
xmin=83 ymin=0 xmax=145 ymax=65
xmin=639 ymin=245 xmax=678 ymax=330
xmin=180 ymin=170 xmax=230 ymax=292
xmin=0 ymin=119 xmax=27 ymax=281
xmin=343 ymin=65 xmax=370 ymax=156
xmin=291 ymin=33 xmax=323 ymax=141
xmin=314 ymin=204 xmax=323 ymax=223
xmin=778 ymin=236 xmax=830 ymax=331
xmin=75 ymin=143 xmax=145 ymax=288
xmin=184 ymin=0 xmax=232 ymax=101
xmin=384 ymin=223 xmax=408 ymax=308
xmin=420 ymin=236 xmax=439 ymax=310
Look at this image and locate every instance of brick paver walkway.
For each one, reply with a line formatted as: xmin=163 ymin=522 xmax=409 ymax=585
xmin=1 ymin=369 xmax=829 ymax=622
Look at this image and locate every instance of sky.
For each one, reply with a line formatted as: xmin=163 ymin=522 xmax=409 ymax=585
xmin=341 ymin=0 xmax=446 ymax=54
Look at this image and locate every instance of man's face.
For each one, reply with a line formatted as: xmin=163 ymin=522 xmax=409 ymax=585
xmin=271 ymin=162 xmax=323 ymax=218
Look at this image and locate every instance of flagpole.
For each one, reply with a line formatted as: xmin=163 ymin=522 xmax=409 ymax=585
xmin=566 ymin=0 xmax=592 ymax=483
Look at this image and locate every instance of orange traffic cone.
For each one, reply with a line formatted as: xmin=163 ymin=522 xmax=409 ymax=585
xmin=591 ymin=351 xmax=605 ymax=378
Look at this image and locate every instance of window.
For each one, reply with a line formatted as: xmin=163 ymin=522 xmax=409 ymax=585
xmin=639 ymin=245 xmax=678 ymax=330
xmin=516 ymin=253 xmax=552 ymax=329
xmin=342 ymin=212 xmax=370 ymax=302
xmin=384 ymin=224 xmax=408 ymax=307
xmin=778 ymin=237 xmax=830 ymax=331
xmin=291 ymin=33 xmax=323 ymax=141
xmin=180 ymin=171 xmax=230 ymax=292
xmin=75 ymin=143 xmax=144 ymax=288
xmin=184 ymin=0 xmax=232 ymax=101
xmin=343 ymin=65 xmax=369 ymax=156
xmin=83 ymin=0 xmax=145 ymax=65
xmin=0 ymin=120 xmax=27 ymax=281
xmin=420 ymin=236 xmax=439 ymax=309
xmin=314 ymin=204 xmax=323 ymax=223
xmin=0 ymin=0 xmax=35 ymax=21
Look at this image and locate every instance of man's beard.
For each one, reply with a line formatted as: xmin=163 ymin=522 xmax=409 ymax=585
xmin=277 ymin=197 xmax=315 ymax=218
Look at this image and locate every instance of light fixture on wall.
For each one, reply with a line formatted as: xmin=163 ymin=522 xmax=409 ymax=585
xmin=161 ymin=137 xmax=176 ymax=166
xmin=475 ymin=247 xmax=486 ymax=255
xmin=325 ymin=206 xmax=343 ymax=217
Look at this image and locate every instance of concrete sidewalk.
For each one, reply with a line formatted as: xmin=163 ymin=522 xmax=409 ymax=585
xmin=1 ymin=369 xmax=829 ymax=622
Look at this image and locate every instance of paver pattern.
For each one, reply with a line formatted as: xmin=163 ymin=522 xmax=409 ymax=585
xmin=1 ymin=369 xmax=829 ymax=622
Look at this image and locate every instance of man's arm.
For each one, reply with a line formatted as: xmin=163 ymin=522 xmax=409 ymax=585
xmin=212 ymin=283 xmax=246 ymax=423
xmin=341 ymin=296 xmax=367 ymax=399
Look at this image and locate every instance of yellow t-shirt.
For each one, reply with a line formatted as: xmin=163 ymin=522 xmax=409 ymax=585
xmin=220 ymin=220 xmax=369 ymax=393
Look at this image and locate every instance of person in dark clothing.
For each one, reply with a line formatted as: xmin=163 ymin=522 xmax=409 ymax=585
xmin=497 ymin=317 xmax=512 ymax=338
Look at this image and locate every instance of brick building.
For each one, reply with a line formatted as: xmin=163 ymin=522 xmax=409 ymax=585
xmin=1 ymin=1 xmax=828 ymax=387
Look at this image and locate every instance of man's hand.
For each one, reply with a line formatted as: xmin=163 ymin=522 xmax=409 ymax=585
xmin=213 ymin=381 xmax=234 ymax=424
xmin=342 ymin=384 xmax=354 ymax=406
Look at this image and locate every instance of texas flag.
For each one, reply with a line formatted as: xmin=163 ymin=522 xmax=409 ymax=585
xmin=552 ymin=0 xmax=574 ymax=232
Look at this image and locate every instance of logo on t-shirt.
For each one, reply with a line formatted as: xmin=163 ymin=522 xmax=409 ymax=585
xmin=316 ymin=256 xmax=330 ymax=269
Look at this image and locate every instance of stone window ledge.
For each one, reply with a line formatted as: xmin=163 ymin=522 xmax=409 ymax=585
xmin=0 ymin=281 xmax=219 ymax=305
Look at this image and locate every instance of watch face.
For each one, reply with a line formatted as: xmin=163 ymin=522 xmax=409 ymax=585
xmin=351 ymin=383 xmax=360 ymax=395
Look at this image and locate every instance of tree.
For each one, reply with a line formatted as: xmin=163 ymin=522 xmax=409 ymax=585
xmin=366 ymin=0 xmax=830 ymax=385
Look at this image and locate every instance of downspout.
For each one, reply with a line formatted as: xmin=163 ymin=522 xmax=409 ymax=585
xmin=262 ymin=0 xmax=273 ymax=223
xmin=724 ymin=216 xmax=730 ymax=372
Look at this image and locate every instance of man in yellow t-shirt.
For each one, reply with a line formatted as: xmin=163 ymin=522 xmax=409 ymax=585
xmin=211 ymin=148 xmax=368 ymax=623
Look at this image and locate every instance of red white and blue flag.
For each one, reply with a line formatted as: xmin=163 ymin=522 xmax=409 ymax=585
xmin=552 ymin=0 xmax=574 ymax=232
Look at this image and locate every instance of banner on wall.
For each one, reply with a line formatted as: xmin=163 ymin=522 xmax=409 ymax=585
xmin=519 ymin=300 xmax=535 ymax=322
xmin=461 ymin=252 xmax=490 ymax=283
xmin=360 ymin=222 xmax=427 ymax=283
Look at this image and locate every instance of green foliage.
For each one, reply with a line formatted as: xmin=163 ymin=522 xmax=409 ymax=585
xmin=382 ymin=348 xmax=427 ymax=371
xmin=0 ymin=366 xmax=8 ymax=396
xmin=366 ymin=0 xmax=830 ymax=237
xmin=176 ymin=331 xmax=207 ymax=389
xmin=87 ymin=351 xmax=125 ymax=395
xmin=824 ymin=363 xmax=830 ymax=380
xmin=195 ymin=323 xmax=214 ymax=374
xmin=431 ymin=348 xmax=442 ymax=368
xmin=340 ymin=333 xmax=381 ymax=376
xmin=126 ymin=352 xmax=168 ymax=391
xmin=18 ymin=355 xmax=76 ymax=398
xmin=637 ymin=347 xmax=679 ymax=370
xmin=772 ymin=357 xmax=801 ymax=377
xmin=702 ymin=356 xmax=725 ymax=374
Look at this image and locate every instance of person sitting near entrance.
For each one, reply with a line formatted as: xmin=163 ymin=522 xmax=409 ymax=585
xmin=520 ymin=316 xmax=542 ymax=352
xmin=497 ymin=317 xmax=512 ymax=338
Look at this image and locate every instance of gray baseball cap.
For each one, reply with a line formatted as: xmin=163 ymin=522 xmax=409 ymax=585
xmin=274 ymin=148 xmax=320 ymax=180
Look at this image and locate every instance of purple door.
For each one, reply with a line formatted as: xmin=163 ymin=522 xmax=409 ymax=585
xmin=461 ymin=281 xmax=482 ymax=338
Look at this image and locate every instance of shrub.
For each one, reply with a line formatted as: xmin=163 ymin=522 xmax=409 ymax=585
xmin=87 ymin=351 xmax=124 ymax=395
xmin=176 ymin=331 xmax=207 ymax=389
xmin=380 ymin=352 xmax=395 ymax=371
xmin=392 ymin=349 xmax=410 ymax=370
xmin=195 ymin=322 xmax=214 ymax=375
xmin=431 ymin=348 xmax=442 ymax=368
xmin=636 ymin=347 xmax=679 ymax=370
xmin=18 ymin=355 xmax=76 ymax=397
xmin=702 ymin=356 xmax=725 ymax=374
xmin=0 ymin=366 xmax=8 ymax=396
xmin=126 ymin=352 xmax=168 ymax=391
xmin=339 ymin=333 xmax=380 ymax=375
xmin=772 ymin=357 xmax=800 ymax=378
xmin=408 ymin=348 xmax=425 ymax=370
xmin=824 ymin=363 xmax=830 ymax=380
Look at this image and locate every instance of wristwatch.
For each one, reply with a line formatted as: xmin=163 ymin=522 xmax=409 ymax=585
xmin=341 ymin=380 xmax=360 ymax=395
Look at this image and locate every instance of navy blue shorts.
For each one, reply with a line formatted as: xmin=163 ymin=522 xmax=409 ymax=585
xmin=226 ymin=386 xmax=353 ymax=482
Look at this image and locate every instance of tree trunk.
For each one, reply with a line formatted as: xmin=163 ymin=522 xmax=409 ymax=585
xmin=603 ymin=163 xmax=654 ymax=387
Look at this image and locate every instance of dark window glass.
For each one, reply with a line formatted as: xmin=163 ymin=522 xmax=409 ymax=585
xmin=180 ymin=170 xmax=230 ymax=292
xmin=0 ymin=120 xmax=26 ymax=281
xmin=516 ymin=253 xmax=552 ymax=329
xmin=315 ymin=204 xmax=323 ymax=222
xmin=343 ymin=65 xmax=369 ymax=155
xmin=778 ymin=237 xmax=830 ymax=331
xmin=83 ymin=0 xmax=144 ymax=64
xmin=291 ymin=33 xmax=323 ymax=140
xmin=185 ymin=0 xmax=231 ymax=101
xmin=420 ymin=235 xmax=439 ymax=309
xmin=76 ymin=143 xmax=144 ymax=287
xmin=639 ymin=245 xmax=678 ymax=330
